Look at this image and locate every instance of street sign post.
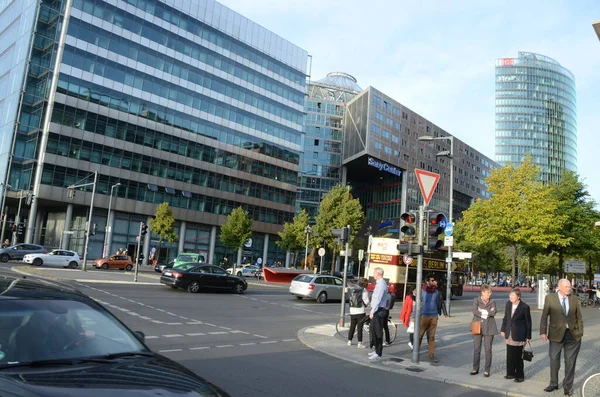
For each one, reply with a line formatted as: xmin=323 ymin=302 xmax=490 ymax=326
xmin=564 ymin=260 xmax=586 ymax=274
xmin=403 ymin=253 xmax=413 ymax=266
xmin=414 ymin=169 xmax=440 ymax=206
xmin=444 ymin=223 xmax=453 ymax=236
xmin=444 ymin=236 xmax=454 ymax=247
xmin=318 ymin=247 xmax=326 ymax=257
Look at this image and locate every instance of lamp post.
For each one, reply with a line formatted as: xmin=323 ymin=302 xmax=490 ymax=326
xmin=304 ymin=225 xmax=312 ymax=270
xmin=103 ymin=182 xmax=121 ymax=258
xmin=418 ymin=135 xmax=454 ymax=316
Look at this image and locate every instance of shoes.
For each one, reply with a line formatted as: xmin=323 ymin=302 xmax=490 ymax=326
xmin=515 ymin=378 xmax=524 ymax=383
xmin=383 ymin=342 xmax=391 ymax=347
xmin=368 ymin=354 xmax=381 ymax=361
xmin=357 ymin=343 xmax=365 ymax=349
xmin=347 ymin=341 xmax=352 ymax=346
xmin=484 ymin=372 xmax=490 ymax=378
xmin=408 ymin=342 xmax=413 ymax=350
xmin=368 ymin=351 xmax=378 ymax=358
xmin=544 ymin=386 xmax=558 ymax=392
xmin=504 ymin=375 xmax=515 ymax=380
xmin=470 ymin=370 xmax=479 ymax=375
xmin=564 ymin=390 xmax=573 ymax=396
xmin=429 ymin=356 xmax=439 ymax=363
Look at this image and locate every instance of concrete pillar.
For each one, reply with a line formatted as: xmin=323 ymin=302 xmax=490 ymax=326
xmin=262 ymin=233 xmax=269 ymax=267
xmin=105 ymin=209 xmax=116 ymax=257
xmin=143 ymin=216 xmax=151 ymax=266
xmin=178 ymin=221 xmax=186 ymax=254
xmin=208 ymin=225 xmax=217 ymax=265
xmin=285 ymin=251 xmax=291 ymax=268
xmin=63 ymin=204 xmax=73 ymax=249
xmin=34 ymin=210 xmax=44 ymax=244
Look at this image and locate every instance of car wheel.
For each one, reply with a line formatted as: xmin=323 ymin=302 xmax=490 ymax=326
xmin=236 ymin=271 xmax=242 ymax=277
xmin=232 ymin=283 xmax=244 ymax=294
xmin=317 ymin=292 xmax=327 ymax=303
xmin=0 ymin=254 xmax=9 ymax=262
xmin=125 ymin=264 xmax=133 ymax=271
xmin=187 ymin=281 xmax=200 ymax=293
xmin=295 ymin=296 xmax=303 ymax=300
xmin=101 ymin=263 xmax=109 ymax=270
xmin=33 ymin=258 xmax=43 ymax=266
xmin=68 ymin=261 xmax=78 ymax=269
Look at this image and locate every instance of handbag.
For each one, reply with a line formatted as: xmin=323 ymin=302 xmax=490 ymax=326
xmin=471 ymin=320 xmax=481 ymax=335
xmin=522 ymin=341 xmax=534 ymax=362
xmin=407 ymin=320 xmax=414 ymax=334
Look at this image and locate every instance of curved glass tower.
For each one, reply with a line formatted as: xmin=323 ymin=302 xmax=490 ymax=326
xmin=495 ymin=52 xmax=577 ymax=184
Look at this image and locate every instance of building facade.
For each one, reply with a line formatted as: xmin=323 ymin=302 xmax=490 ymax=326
xmin=343 ymin=87 xmax=496 ymax=235
xmin=0 ymin=0 xmax=307 ymax=264
xmin=495 ymin=52 xmax=577 ymax=184
xmin=299 ymin=72 xmax=360 ymax=218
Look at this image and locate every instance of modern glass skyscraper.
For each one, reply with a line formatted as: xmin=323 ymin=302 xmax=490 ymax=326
xmin=0 ymin=0 xmax=307 ymax=264
xmin=495 ymin=52 xmax=577 ymax=184
xmin=299 ymin=72 xmax=361 ymax=218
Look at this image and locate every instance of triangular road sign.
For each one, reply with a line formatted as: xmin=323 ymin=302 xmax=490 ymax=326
xmin=415 ymin=169 xmax=440 ymax=207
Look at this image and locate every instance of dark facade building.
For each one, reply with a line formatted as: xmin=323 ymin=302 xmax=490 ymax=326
xmin=0 ymin=0 xmax=307 ymax=264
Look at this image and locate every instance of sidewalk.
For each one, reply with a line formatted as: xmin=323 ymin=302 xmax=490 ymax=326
xmin=11 ymin=264 xmax=161 ymax=285
xmin=298 ymin=308 xmax=600 ymax=397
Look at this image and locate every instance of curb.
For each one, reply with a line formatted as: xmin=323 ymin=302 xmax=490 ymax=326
xmin=10 ymin=266 xmax=161 ymax=285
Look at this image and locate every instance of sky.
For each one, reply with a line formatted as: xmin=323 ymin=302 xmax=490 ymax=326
xmin=219 ymin=0 xmax=600 ymax=203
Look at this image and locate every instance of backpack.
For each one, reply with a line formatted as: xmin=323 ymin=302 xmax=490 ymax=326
xmin=349 ymin=287 xmax=364 ymax=308
xmin=384 ymin=291 xmax=396 ymax=310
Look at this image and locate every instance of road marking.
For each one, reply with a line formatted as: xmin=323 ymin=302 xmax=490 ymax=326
xmin=166 ymin=322 xmax=183 ymax=325
xmin=230 ymin=330 xmax=249 ymax=334
xmin=180 ymin=316 xmax=189 ymax=320
xmin=218 ymin=326 xmax=232 ymax=330
xmin=260 ymin=341 xmax=277 ymax=344
xmin=151 ymin=320 xmax=164 ymax=324
xmin=187 ymin=321 xmax=203 ymax=325
xmin=156 ymin=309 xmax=165 ymax=312
xmin=163 ymin=334 xmax=183 ymax=338
xmin=253 ymin=334 xmax=268 ymax=339
xmin=239 ymin=342 xmax=256 ymax=346
xmin=190 ymin=346 xmax=210 ymax=350
xmin=159 ymin=349 xmax=183 ymax=353
xmin=139 ymin=316 xmax=151 ymax=320
xmin=204 ymin=323 xmax=216 ymax=327
xmin=208 ymin=331 xmax=228 ymax=335
xmin=186 ymin=332 xmax=207 ymax=336
xmin=216 ymin=345 xmax=234 ymax=348
xmin=166 ymin=312 xmax=177 ymax=316
xmin=282 ymin=339 xmax=296 ymax=342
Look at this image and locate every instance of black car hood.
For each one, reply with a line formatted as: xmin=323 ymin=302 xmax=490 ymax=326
xmin=0 ymin=354 xmax=229 ymax=397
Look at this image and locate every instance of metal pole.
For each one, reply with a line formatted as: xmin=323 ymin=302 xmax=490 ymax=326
xmin=339 ymin=227 xmax=350 ymax=327
xmin=320 ymin=239 xmax=325 ymax=273
xmin=81 ymin=171 xmax=98 ymax=272
xmin=134 ymin=221 xmax=142 ymax=282
xmin=12 ymin=191 xmax=24 ymax=246
xmin=446 ymin=137 xmax=454 ymax=316
xmin=0 ymin=182 xmax=12 ymax=245
xmin=412 ymin=205 xmax=425 ymax=363
xmin=304 ymin=226 xmax=310 ymax=270
xmin=104 ymin=183 xmax=120 ymax=258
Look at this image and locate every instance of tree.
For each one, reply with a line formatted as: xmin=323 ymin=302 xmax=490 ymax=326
xmin=276 ymin=209 xmax=309 ymax=267
xmin=149 ymin=202 xmax=178 ymax=264
xmin=455 ymin=157 xmax=568 ymax=286
xmin=313 ymin=185 xmax=364 ymax=272
xmin=219 ymin=206 xmax=253 ymax=273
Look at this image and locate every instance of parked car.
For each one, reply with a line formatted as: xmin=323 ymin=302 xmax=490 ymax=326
xmin=23 ymin=249 xmax=81 ymax=269
xmin=240 ymin=265 xmax=262 ymax=278
xmin=154 ymin=261 xmax=175 ymax=273
xmin=0 ymin=270 xmax=231 ymax=396
xmin=289 ymin=274 xmax=351 ymax=303
xmin=174 ymin=253 xmax=206 ymax=266
xmin=94 ymin=255 xmax=133 ymax=271
xmin=0 ymin=244 xmax=47 ymax=262
xmin=160 ymin=263 xmax=247 ymax=294
xmin=225 ymin=264 xmax=254 ymax=276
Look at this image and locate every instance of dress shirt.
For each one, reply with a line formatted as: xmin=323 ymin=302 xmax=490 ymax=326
xmin=557 ymin=291 xmax=569 ymax=328
xmin=370 ymin=278 xmax=387 ymax=315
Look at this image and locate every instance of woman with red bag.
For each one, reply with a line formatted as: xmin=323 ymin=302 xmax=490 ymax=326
xmin=400 ymin=287 xmax=417 ymax=350
xmin=471 ymin=284 xmax=498 ymax=377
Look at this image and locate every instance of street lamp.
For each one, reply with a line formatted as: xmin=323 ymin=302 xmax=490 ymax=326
xmin=103 ymin=182 xmax=121 ymax=257
xmin=304 ymin=225 xmax=313 ymax=270
xmin=418 ymin=135 xmax=454 ymax=316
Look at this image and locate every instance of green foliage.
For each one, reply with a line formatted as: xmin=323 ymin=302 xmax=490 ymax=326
xmin=149 ymin=202 xmax=178 ymax=244
xmin=313 ymin=185 xmax=364 ymax=250
xmin=276 ymin=210 xmax=310 ymax=253
xmin=219 ymin=206 xmax=253 ymax=250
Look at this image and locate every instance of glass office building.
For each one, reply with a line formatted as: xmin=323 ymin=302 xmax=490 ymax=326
xmin=0 ymin=0 xmax=307 ymax=264
xmin=299 ymin=72 xmax=361 ymax=219
xmin=495 ymin=52 xmax=577 ymax=184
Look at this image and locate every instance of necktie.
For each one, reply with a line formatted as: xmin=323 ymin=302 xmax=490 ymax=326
xmin=562 ymin=297 xmax=567 ymax=316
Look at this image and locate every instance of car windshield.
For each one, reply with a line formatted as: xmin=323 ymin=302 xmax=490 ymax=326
xmin=176 ymin=255 xmax=196 ymax=262
xmin=0 ymin=299 xmax=147 ymax=366
xmin=172 ymin=262 xmax=198 ymax=271
xmin=293 ymin=275 xmax=313 ymax=283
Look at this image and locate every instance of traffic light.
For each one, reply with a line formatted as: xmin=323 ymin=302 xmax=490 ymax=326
xmin=91 ymin=223 xmax=97 ymax=235
xmin=141 ymin=223 xmax=148 ymax=236
xmin=11 ymin=224 xmax=16 ymax=233
xmin=26 ymin=193 xmax=34 ymax=205
xmin=427 ymin=212 xmax=446 ymax=250
xmin=67 ymin=188 xmax=75 ymax=199
xmin=400 ymin=212 xmax=417 ymax=238
xmin=17 ymin=223 xmax=24 ymax=235
xmin=331 ymin=226 xmax=349 ymax=246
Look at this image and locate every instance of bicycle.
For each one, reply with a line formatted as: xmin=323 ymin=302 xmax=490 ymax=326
xmin=582 ymin=372 xmax=600 ymax=397
xmin=335 ymin=314 xmax=397 ymax=344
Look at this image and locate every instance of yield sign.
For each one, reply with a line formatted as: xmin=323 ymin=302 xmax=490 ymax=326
xmin=415 ymin=169 xmax=440 ymax=207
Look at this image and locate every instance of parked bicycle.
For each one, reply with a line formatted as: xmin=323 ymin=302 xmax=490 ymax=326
xmin=582 ymin=372 xmax=600 ymax=397
xmin=335 ymin=314 xmax=397 ymax=344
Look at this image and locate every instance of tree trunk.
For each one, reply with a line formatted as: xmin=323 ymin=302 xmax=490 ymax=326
xmin=511 ymin=245 xmax=517 ymax=288
xmin=558 ymin=250 xmax=564 ymax=279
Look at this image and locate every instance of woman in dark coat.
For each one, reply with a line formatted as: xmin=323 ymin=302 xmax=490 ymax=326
xmin=500 ymin=287 xmax=532 ymax=383
xmin=470 ymin=284 xmax=498 ymax=377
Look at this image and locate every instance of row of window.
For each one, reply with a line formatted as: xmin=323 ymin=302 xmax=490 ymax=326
xmin=495 ymin=106 xmax=576 ymax=128
xmin=41 ymin=164 xmax=294 ymax=225
xmin=73 ymin=0 xmax=305 ymax=85
xmin=68 ymin=18 xmax=304 ymax=107
xmin=45 ymin=132 xmax=296 ymax=203
xmin=496 ymin=66 xmax=574 ymax=84
xmin=56 ymin=73 xmax=302 ymax=149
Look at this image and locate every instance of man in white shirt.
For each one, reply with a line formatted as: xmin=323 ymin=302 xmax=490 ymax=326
xmin=368 ymin=267 xmax=388 ymax=360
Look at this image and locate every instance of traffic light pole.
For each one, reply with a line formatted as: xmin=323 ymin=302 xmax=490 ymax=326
xmin=412 ymin=205 xmax=425 ymax=364
xmin=339 ymin=227 xmax=350 ymax=327
xmin=446 ymin=139 xmax=454 ymax=317
xmin=81 ymin=171 xmax=98 ymax=272
xmin=12 ymin=191 xmax=25 ymax=246
xmin=134 ymin=222 xmax=142 ymax=282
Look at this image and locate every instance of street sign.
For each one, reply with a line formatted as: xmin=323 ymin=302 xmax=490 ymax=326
xmin=444 ymin=235 xmax=454 ymax=247
xmin=453 ymin=252 xmax=472 ymax=259
xmin=403 ymin=253 xmax=413 ymax=266
xmin=414 ymin=169 xmax=440 ymax=207
xmin=358 ymin=249 xmax=364 ymax=261
xmin=340 ymin=249 xmax=353 ymax=256
xmin=564 ymin=260 xmax=586 ymax=274
xmin=318 ymin=247 xmax=326 ymax=257
xmin=150 ymin=247 xmax=156 ymax=254
xmin=444 ymin=223 xmax=453 ymax=236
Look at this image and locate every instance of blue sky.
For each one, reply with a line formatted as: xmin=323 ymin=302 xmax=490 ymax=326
xmin=219 ymin=0 xmax=600 ymax=203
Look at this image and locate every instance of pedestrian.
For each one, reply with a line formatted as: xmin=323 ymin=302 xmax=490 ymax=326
xmin=1 ymin=239 xmax=8 ymax=248
xmin=367 ymin=267 xmax=388 ymax=361
xmin=400 ymin=286 xmax=417 ymax=350
xmin=347 ymin=278 xmax=370 ymax=348
xmin=418 ymin=274 xmax=444 ymax=363
xmin=539 ymin=278 xmax=583 ymax=396
xmin=470 ymin=284 xmax=498 ymax=377
xmin=500 ymin=287 xmax=531 ymax=383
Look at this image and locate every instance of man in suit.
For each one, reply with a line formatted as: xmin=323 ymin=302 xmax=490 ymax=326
xmin=540 ymin=279 xmax=583 ymax=396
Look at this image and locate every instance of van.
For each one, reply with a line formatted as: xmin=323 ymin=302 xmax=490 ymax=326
xmin=174 ymin=253 xmax=206 ymax=266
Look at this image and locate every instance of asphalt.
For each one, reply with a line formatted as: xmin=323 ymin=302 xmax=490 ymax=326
xmin=298 ymin=303 xmax=600 ymax=397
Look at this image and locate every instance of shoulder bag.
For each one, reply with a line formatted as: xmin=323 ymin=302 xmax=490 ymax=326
xmin=522 ymin=341 xmax=534 ymax=362
xmin=471 ymin=320 xmax=481 ymax=335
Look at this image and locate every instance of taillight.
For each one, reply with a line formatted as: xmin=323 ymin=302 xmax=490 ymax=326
xmin=172 ymin=272 xmax=182 ymax=278
xmin=308 ymin=284 xmax=315 ymax=290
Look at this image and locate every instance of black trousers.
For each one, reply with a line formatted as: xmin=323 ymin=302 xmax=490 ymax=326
xmin=506 ymin=345 xmax=524 ymax=379
xmin=348 ymin=313 xmax=368 ymax=342
xmin=549 ymin=329 xmax=581 ymax=391
xmin=370 ymin=310 xmax=385 ymax=356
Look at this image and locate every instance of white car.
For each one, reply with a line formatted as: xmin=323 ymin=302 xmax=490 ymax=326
xmin=226 ymin=264 xmax=254 ymax=276
xmin=23 ymin=249 xmax=81 ymax=269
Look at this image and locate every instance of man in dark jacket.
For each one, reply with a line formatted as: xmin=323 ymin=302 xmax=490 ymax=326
xmin=418 ymin=275 xmax=445 ymax=363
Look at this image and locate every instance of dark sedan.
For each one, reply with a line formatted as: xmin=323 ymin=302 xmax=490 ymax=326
xmin=0 ymin=271 xmax=230 ymax=396
xmin=160 ymin=263 xmax=247 ymax=294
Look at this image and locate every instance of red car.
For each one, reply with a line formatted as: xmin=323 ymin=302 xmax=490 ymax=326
xmin=94 ymin=255 xmax=133 ymax=271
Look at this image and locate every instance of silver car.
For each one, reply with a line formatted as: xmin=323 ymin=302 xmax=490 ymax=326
xmin=0 ymin=244 xmax=47 ymax=262
xmin=289 ymin=274 xmax=351 ymax=303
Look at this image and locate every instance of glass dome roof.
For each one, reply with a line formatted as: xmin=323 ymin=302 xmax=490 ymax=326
xmin=313 ymin=72 xmax=362 ymax=94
